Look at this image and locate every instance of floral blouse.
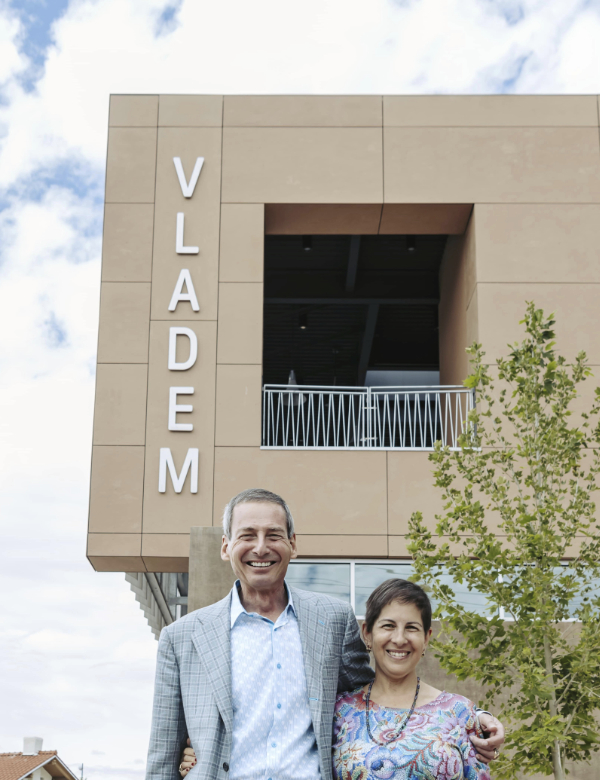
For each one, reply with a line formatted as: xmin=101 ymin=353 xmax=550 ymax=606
xmin=332 ymin=688 xmax=491 ymax=780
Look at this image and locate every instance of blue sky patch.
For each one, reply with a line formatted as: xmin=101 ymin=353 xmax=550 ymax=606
xmin=8 ymin=0 xmax=71 ymax=89
xmin=155 ymin=0 xmax=183 ymax=37
xmin=44 ymin=310 xmax=68 ymax=347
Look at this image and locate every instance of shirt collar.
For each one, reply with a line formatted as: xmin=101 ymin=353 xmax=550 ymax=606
xmin=230 ymin=580 xmax=296 ymax=628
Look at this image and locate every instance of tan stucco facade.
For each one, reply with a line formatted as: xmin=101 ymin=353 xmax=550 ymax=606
xmin=88 ymin=93 xmax=600 ymax=573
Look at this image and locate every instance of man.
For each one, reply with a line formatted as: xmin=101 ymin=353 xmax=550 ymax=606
xmin=146 ymin=488 xmax=504 ymax=780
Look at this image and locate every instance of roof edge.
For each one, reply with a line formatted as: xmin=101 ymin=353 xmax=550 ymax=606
xmin=15 ymin=754 xmax=79 ymax=780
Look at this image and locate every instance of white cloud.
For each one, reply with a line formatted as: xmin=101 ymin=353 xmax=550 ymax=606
xmin=0 ymin=7 xmax=25 ymax=86
xmin=0 ymin=0 xmax=599 ymax=777
xmin=551 ymin=8 xmax=600 ymax=93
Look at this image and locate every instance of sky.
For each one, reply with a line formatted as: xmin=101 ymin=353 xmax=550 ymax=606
xmin=0 ymin=0 xmax=599 ymax=778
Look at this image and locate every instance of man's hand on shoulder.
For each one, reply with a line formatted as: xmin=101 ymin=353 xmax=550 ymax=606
xmin=471 ymin=714 xmax=505 ymax=764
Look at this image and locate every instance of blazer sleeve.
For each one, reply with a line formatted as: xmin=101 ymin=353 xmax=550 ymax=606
xmin=146 ymin=627 xmax=188 ymax=780
xmin=337 ymin=604 xmax=375 ymax=694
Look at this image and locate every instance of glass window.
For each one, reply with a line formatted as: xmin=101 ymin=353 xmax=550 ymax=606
xmin=497 ymin=567 xmax=600 ymax=621
xmin=434 ymin=571 xmax=491 ymax=617
xmin=285 ymin=560 xmax=597 ymax=621
xmin=355 ymin=563 xmax=413 ymax=617
xmin=286 ymin=562 xmax=351 ymax=602
xmin=356 ymin=563 xmax=491 ymax=618
xmin=568 ymin=578 xmax=600 ymax=614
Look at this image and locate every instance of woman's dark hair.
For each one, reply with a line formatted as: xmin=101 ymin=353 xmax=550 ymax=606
xmin=364 ymin=578 xmax=432 ymax=634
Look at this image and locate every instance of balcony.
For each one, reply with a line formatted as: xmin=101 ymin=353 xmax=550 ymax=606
xmin=262 ymin=385 xmax=475 ymax=450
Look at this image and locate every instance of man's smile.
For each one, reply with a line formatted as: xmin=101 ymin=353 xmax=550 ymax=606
xmin=246 ymin=561 xmax=277 ymax=568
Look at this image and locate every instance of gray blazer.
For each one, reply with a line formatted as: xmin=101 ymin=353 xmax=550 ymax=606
xmin=146 ymin=586 xmax=374 ymax=780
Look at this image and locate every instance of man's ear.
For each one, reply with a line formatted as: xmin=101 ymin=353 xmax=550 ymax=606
xmin=289 ymin=533 xmax=298 ymax=559
xmin=221 ymin=535 xmax=230 ymax=562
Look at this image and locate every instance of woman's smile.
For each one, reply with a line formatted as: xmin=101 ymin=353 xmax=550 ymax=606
xmin=385 ymin=649 xmax=409 ymax=660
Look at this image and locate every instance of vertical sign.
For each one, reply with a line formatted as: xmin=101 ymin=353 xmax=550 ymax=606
xmin=142 ymin=126 xmax=221 ymax=535
xmin=158 ymin=161 xmax=203 ymax=495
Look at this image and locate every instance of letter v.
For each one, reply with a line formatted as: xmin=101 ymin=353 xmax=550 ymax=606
xmin=173 ymin=157 xmax=205 ymax=198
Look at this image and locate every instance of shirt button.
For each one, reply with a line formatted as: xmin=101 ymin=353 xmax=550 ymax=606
xmin=277 ymin=663 xmax=281 ymax=669
xmin=277 ymin=703 xmax=282 ymax=709
xmin=223 ymin=762 xmax=229 ymax=772
xmin=272 ymin=742 xmax=277 ymax=748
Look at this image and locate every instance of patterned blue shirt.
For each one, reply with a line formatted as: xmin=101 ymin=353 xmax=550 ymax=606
xmin=230 ymin=582 xmax=321 ymax=780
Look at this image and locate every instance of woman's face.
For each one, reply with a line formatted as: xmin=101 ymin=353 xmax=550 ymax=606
xmin=362 ymin=599 xmax=432 ymax=682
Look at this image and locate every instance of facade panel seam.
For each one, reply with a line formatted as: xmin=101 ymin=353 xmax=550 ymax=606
xmin=211 ymin=95 xmax=226 ymax=529
xmin=381 ymin=123 xmax=599 ymax=128
xmin=596 ymin=95 xmax=600 ymax=153
xmin=380 ymin=95 xmax=385 ymax=210
xmin=138 ymin=108 xmax=160 ymax=545
xmin=472 ymin=281 xmax=600 ymax=285
xmin=149 ymin=318 xmax=218 ymax=322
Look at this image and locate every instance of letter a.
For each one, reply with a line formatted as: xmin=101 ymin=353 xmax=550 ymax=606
xmin=173 ymin=157 xmax=204 ymax=198
xmin=169 ymin=269 xmax=200 ymax=312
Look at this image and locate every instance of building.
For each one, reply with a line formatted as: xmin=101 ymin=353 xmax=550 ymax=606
xmin=0 ymin=738 xmax=78 ymax=780
xmin=87 ymin=94 xmax=600 ymax=640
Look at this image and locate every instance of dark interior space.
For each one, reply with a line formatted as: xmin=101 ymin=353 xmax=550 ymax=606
xmin=263 ymin=235 xmax=447 ymax=386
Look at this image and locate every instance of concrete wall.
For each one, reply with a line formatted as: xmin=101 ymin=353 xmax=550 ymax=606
xmin=88 ymin=94 xmax=600 ymax=573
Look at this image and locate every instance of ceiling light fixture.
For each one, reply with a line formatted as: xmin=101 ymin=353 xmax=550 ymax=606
xmin=299 ymin=312 xmax=308 ymax=330
xmin=302 ymin=235 xmax=313 ymax=251
xmin=407 ymin=235 xmax=416 ymax=252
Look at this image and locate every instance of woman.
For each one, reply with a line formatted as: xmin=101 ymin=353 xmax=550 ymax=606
xmin=332 ymin=578 xmax=490 ymax=779
xmin=179 ymin=579 xmax=491 ymax=780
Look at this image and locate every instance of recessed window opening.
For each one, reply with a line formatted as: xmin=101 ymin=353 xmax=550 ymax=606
xmin=286 ymin=560 xmax=491 ymax=619
xmin=286 ymin=560 xmax=599 ymax=622
xmin=263 ymin=235 xmax=446 ymax=388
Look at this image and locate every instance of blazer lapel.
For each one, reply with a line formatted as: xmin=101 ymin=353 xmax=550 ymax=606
xmin=292 ymin=587 xmax=328 ymax=722
xmin=191 ymin=595 xmax=233 ymax=734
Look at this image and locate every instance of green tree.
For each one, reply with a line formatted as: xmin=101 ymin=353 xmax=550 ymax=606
xmin=407 ymin=303 xmax=600 ymax=779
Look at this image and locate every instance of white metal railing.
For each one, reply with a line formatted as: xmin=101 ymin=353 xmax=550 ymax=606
xmin=262 ymin=385 xmax=475 ymax=450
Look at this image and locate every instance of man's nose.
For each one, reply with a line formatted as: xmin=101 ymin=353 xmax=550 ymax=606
xmin=252 ymin=535 xmax=269 ymax=555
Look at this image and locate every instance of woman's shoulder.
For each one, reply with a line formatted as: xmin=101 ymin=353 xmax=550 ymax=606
xmin=427 ymin=691 xmax=476 ymax=710
xmin=425 ymin=692 xmax=480 ymax=729
xmin=422 ymin=691 xmax=476 ymax=713
xmin=335 ymin=686 xmax=367 ymax=712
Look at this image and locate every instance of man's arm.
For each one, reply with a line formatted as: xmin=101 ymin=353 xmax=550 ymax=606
xmin=337 ymin=605 xmax=374 ymax=694
xmin=146 ymin=628 xmax=188 ymax=780
xmin=471 ymin=714 xmax=505 ymax=765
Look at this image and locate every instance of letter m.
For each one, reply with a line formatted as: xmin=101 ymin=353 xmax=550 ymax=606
xmin=158 ymin=448 xmax=199 ymax=493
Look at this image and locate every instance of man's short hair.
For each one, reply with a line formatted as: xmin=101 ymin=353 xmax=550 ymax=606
xmin=222 ymin=488 xmax=295 ymax=540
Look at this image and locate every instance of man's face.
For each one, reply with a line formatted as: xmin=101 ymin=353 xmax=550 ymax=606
xmin=221 ymin=501 xmax=297 ymax=593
